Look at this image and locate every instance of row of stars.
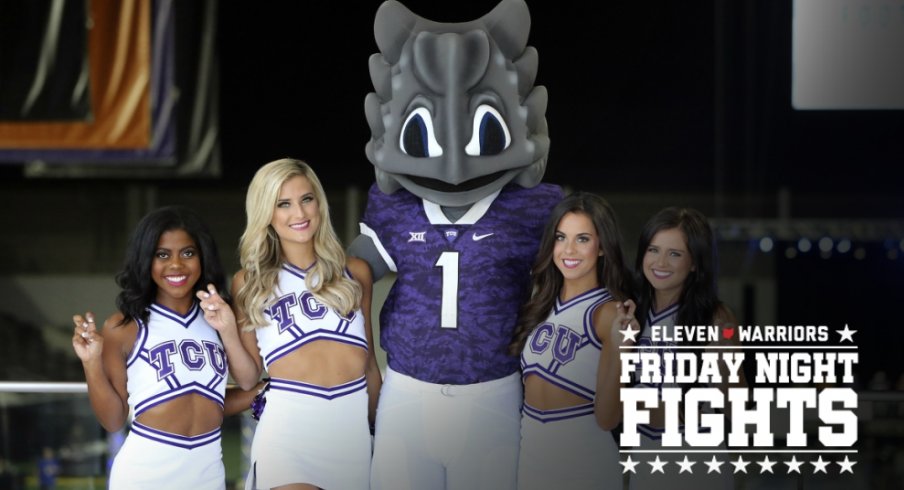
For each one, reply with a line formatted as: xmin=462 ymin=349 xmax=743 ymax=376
xmin=619 ymin=455 xmax=856 ymax=474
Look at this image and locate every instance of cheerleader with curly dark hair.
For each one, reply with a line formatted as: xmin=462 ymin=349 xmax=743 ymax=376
xmin=72 ymin=205 xmax=232 ymax=489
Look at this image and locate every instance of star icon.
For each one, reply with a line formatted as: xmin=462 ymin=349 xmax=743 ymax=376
xmin=704 ymin=455 xmax=724 ymax=474
xmin=731 ymin=455 xmax=750 ymax=474
xmin=836 ymin=324 xmax=857 ymax=343
xmin=811 ymin=456 xmax=830 ymax=474
xmin=676 ymin=456 xmax=696 ymax=474
xmin=648 ymin=455 xmax=668 ymax=474
xmin=621 ymin=323 xmax=640 ymax=343
xmin=758 ymin=455 xmax=777 ymax=474
xmin=837 ymin=456 xmax=857 ymax=474
xmin=620 ymin=456 xmax=640 ymax=474
xmin=785 ymin=456 xmax=804 ymax=474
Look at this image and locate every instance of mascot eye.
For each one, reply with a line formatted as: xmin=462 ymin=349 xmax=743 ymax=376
xmin=400 ymin=107 xmax=443 ymax=158
xmin=465 ymin=105 xmax=511 ymax=156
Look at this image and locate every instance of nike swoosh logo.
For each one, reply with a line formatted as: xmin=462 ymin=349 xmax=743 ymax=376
xmin=472 ymin=232 xmax=494 ymax=241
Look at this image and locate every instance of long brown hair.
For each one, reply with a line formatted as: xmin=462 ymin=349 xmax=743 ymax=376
xmin=510 ymin=192 xmax=632 ymax=355
xmin=634 ymin=207 xmax=720 ymax=334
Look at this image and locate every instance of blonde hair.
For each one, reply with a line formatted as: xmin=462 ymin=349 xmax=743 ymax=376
xmin=236 ymin=158 xmax=362 ymax=328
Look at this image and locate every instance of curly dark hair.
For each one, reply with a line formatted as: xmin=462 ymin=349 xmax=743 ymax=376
xmin=114 ymin=206 xmax=229 ymax=326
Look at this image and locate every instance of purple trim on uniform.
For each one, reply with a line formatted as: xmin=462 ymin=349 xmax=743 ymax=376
xmin=522 ymin=402 xmax=595 ymax=423
xmin=286 ymin=322 xmax=305 ymax=338
xmin=553 ymin=287 xmax=610 ymax=315
xmin=263 ymin=331 xmax=369 ymax=368
xmin=337 ymin=319 xmax=350 ymax=334
xmin=584 ymin=297 xmax=612 ymax=349
xmin=648 ymin=303 xmax=680 ymax=326
xmin=150 ymin=303 xmax=201 ymax=328
xmin=520 ymin=367 xmax=595 ymax=400
xmin=137 ymin=351 xmax=152 ymax=368
xmin=130 ymin=421 xmax=221 ymax=450
xmin=282 ymin=262 xmax=313 ymax=280
xmin=285 ymin=322 xmax=306 ymax=339
xmin=268 ymin=376 xmax=367 ymax=399
xmin=134 ymin=383 xmax=225 ymax=416
xmin=164 ymin=373 xmax=180 ymax=390
xmin=205 ymin=373 xmax=221 ymax=390
xmin=126 ymin=319 xmax=150 ymax=367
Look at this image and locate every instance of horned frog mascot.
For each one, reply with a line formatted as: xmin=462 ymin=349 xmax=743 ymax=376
xmin=348 ymin=1 xmax=562 ymax=488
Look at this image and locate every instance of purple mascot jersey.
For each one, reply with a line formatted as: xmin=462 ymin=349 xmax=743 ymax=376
xmin=362 ymin=183 xmax=562 ymax=384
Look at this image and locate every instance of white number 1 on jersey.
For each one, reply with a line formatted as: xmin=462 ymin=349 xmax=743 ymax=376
xmin=435 ymin=251 xmax=459 ymax=329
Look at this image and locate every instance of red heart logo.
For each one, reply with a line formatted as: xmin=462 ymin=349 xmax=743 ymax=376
xmin=723 ymin=327 xmax=735 ymax=340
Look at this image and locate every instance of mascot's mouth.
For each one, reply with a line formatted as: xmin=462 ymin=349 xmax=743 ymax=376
xmin=407 ymin=171 xmax=508 ymax=193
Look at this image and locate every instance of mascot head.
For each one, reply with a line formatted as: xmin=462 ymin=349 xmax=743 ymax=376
xmin=365 ymin=0 xmax=549 ymax=207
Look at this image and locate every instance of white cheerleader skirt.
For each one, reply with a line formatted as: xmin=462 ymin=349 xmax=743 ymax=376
xmin=108 ymin=421 xmax=225 ymax=489
xmin=245 ymin=376 xmax=371 ymax=490
xmin=517 ymin=402 xmax=621 ymax=490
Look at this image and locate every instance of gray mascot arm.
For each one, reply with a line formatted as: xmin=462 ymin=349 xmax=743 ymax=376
xmin=348 ymin=234 xmax=391 ymax=282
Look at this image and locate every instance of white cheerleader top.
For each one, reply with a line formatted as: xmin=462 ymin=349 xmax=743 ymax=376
xmin=255 ymin=262 xmax=367 ymax=370
xmin=126 ymin=303 xmax=228 ymax=418
xmin=520 ymin=287 xmax=613 ymax=400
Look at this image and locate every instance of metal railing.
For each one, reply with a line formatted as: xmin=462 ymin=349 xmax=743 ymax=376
xmin=0 ymin=382 xmax=87 ymax=394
